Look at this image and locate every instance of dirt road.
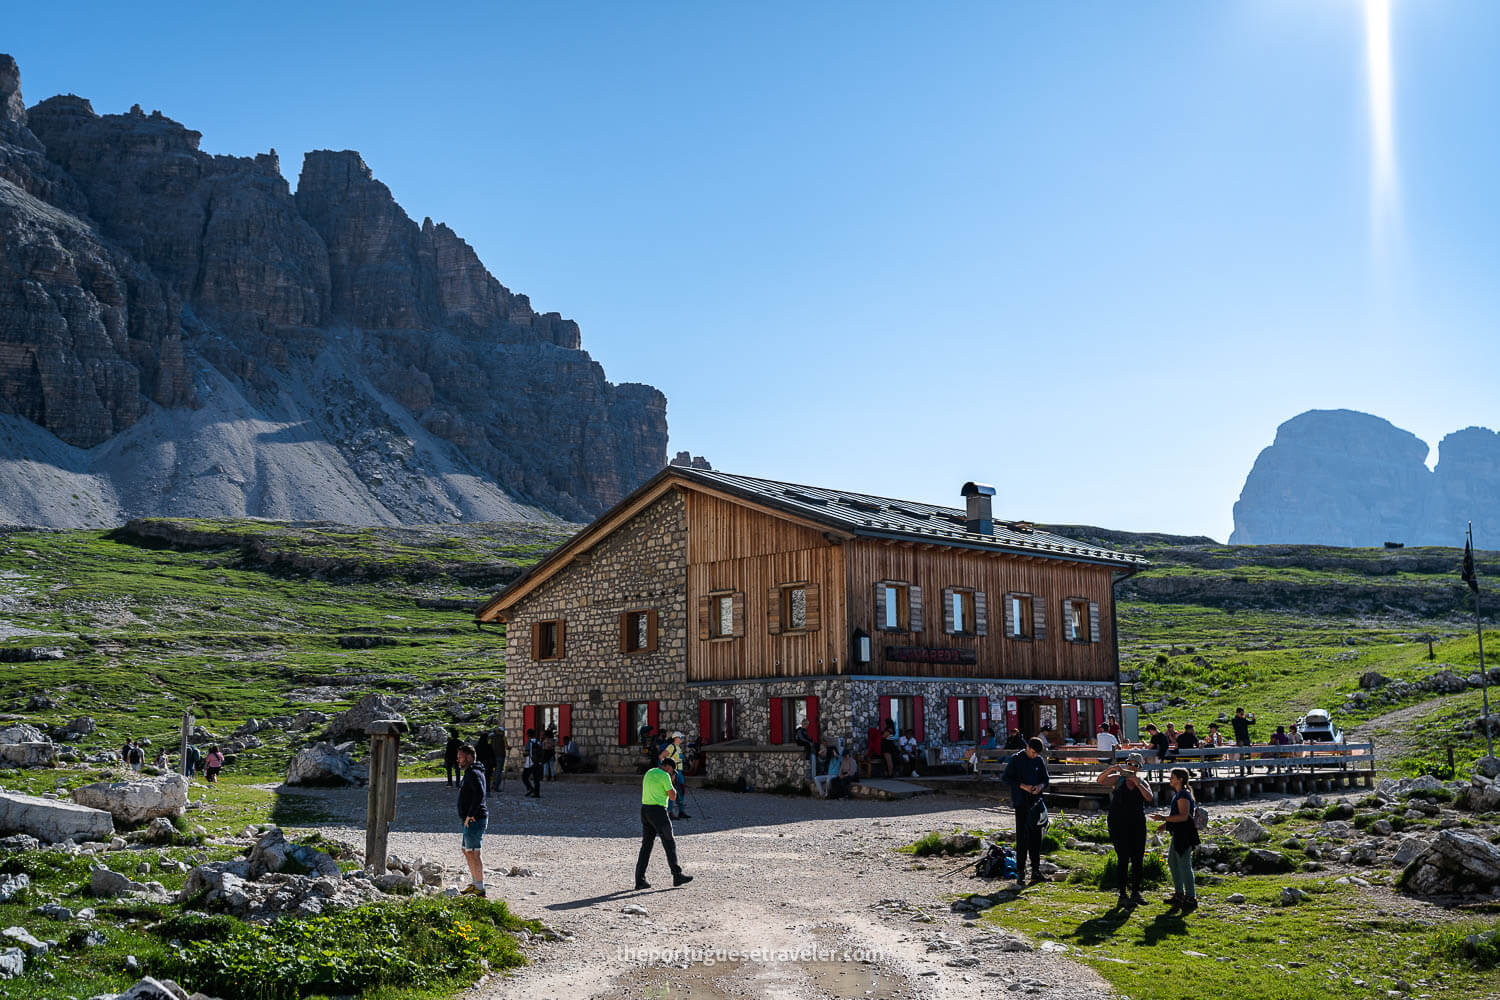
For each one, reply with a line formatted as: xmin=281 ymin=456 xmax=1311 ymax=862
xmin=309 ymin=777 xmax=1113 ymax=1000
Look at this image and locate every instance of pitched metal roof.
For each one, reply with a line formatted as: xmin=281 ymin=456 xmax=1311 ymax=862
xmin=670 ymin=467 xmax=1149 ymax=569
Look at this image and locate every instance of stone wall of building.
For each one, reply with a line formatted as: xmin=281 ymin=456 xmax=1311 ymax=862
xmin=503 ymin=489 xmax=690 ymax=773
xmin=845 ymin=676 xmax=1120 ymax=747
xmin=697 ymin=744 xmax=813 ymax=791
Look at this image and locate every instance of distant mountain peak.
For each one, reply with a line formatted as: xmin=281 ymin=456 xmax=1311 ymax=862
xmin=1231 ymin=409 xmax=1499 ymax=546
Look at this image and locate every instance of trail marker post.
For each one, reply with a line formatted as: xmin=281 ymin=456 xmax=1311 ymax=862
xmin=180 ymin=712 xmax=193 ymax=778
xmin=365 ymin=719 xmax=406 ymax=875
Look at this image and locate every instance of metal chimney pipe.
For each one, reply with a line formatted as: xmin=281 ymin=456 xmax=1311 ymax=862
xmin=961 ymin=482 xmax=995 ymax=535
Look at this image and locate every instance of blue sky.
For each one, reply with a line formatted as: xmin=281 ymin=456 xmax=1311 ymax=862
xmin=8 ymin=1 xmax=1498 ymax=540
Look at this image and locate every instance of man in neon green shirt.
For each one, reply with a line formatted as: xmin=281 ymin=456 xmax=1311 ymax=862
xmin=636 ymin=757 xmax=693 ymax=890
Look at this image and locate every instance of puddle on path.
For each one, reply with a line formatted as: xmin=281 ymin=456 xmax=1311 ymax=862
xmin=600 ymin=960 xmax=745 ymax=1000
xmin=799 ymin=958 xmax=902 ymax=998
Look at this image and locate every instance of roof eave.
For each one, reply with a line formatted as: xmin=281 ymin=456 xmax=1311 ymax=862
xmin=850 ymin=527 xmax=1149 ymax=570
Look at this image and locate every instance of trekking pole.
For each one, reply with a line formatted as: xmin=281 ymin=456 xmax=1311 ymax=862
xmin=938 ymin=855 xmax=983 ymax=879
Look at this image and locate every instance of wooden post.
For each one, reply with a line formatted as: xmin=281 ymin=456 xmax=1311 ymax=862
xmin=180 ymin=712 xmax=193 ymax=778
xmin=365 ymin=720 xmax=405 ymax=875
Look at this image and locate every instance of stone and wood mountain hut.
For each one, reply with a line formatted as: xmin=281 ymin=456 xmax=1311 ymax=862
xmin=476 ymin=467 xmax=1148 ymax=787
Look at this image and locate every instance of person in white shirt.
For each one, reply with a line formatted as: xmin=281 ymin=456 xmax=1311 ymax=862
xmin=1096 ymin=724 xmax=1120 ymax=754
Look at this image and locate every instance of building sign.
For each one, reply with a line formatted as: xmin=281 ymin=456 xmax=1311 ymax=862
xmin=884 ymin=646 xmax=977 ymax=665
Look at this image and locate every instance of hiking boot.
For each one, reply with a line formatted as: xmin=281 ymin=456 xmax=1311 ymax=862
xmin=1165 ymin=893 xmax=1184 ymax=910
xmin=673 ymin=873 xmax=694 ymax=887
xmin=635 ymin=879 xmax=651 ymax=889
xmin=1130 ymin=892 xmax=1148 ymax=907
xmin=1180 ymin=897 xmax=1198 ymax=914
xmin=460 ymin=885 xmax=486 ymax=897
xmin=677 ymin=813 xmax=691 ymax=820
xmin=1116 ymin=893 xmax=1131 ymax=909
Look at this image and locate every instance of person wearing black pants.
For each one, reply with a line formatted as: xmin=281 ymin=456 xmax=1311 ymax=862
xmin=635 ymin=756 xmax=693 ymax=889
xmin=1098 ymin=752 xmax=1152 ymax=907
xmin=522 ymin=728 xmax=544 ymax=798
xmin=1001 ymin=737 xmax=1050 ymax=886
xmin=443 ymin=729 xmax=461 ymax=787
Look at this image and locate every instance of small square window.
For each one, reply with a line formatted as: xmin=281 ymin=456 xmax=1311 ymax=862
xmin=713 ymin=595 xmax=734 ymax=638
xmin=879 ymin=583 xmax=908 ymax=632
xmin=1007 ymin=595 xmax=1032 ymax=639
xmin=785 ymin=586 xmax=807 ymax=631
xmin=623 ymin=609 xmax=656 ymax=653
xmin=534 ymin=620 xmax=564 ymax=660
xmin=705 ymin=699 xmax=736 ymax=743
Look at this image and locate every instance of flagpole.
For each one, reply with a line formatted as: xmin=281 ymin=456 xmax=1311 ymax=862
xmin=1472 ymin=522 xmax=1493 ymax=760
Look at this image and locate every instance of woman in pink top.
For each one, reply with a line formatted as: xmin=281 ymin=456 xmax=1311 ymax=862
xmin=205 ymin=746 xmax=225 ymax=783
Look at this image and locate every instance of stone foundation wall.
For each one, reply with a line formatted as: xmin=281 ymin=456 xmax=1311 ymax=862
xmin=699 ymin=745 xmax=813 ymax=790
xmin=503 ymin=490 xmax=691 ymax=773
xmin=845 ymin=677 xmax=1120 ymax=747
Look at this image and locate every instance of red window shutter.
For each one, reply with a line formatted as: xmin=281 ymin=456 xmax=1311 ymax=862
xmin=1068 ymin=699 xmax=1079 ymax=736
xmin=806 ymin=696 xmax=820 ymax=743
xmin=769 ymin=697 xmax=784 ymax=744
xmin=913 ymin=695 xmax=925 ymax=742
xmin=647 ymin=701 xmax=660 ymax=735
xmin=1005 ymin=698 xmax=1020 ymax=734
xmin=558 ymin=704 xmax=572 ymax=742
xmin=878 ymin=695 xmax=892 ymax=728
xmin=978 ymin=697 xmax=990 ymax=736
xmin=947 ymin=696 xmax=960 ymax=742
xmin=618 ymin=702 xmax=629 ymax=746
xmin=523 ymin=705 xmax=536 ymax=736
xmin=1093 ymin=697 xmax=1105 ymax=733
xmin=698 ymin=700 xmax=711 ymax=744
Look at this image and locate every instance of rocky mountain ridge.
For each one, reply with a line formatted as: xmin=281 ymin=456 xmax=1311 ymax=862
xmin=0 ymin=55 xmax=667 ymax=527
xmin=1232 ymin=409 xmax=1500 ymax=547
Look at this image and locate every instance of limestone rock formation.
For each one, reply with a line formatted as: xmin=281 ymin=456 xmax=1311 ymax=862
xmin=1232 ymin=410 xmax=1500 ymax=546
xmin=0 ymin=790 xmax=114 ymax=842
xmin=70 ymin=773 xmax=188 ymax=824
xmin=0 ymin=55 xmax=668 ymax=526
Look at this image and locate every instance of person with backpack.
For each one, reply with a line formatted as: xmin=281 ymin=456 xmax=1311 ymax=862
xmin=476 ymin=731 xmax=497 ymax=787
xmin=204 ymin=745 xmax=224 ymax=782
xmin=127 ymin=741 xmax=145 ymax=772
xmin=444 ymin=728 xmax=462 ymax=786
xmin=661 ymin=733 xmax=690 ymax=819
xmin=1154 ymin=766 xmax=1200 ymax=913
xmin=1001 ymin=737 xmax=1050 ymax=887
xmin=635 ymin=755 xmax=692 ymax=890
xmin=540 ymin=728 xmax=557 ymax=782
xmin=1097 ymin=752 xmax=1152 ymax=908
xmin=455 ymin=742 xmax=488 ymax=897
xmin=522 ymin=728 xmax=544 ymax=798
xmin=183 ymin=742 xmax=203 ymax=778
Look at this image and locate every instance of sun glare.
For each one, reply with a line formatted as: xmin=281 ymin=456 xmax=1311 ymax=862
xmin=1364 ymin=0 xmax=1397 ymax=245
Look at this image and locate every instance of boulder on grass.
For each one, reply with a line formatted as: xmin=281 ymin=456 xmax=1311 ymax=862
xmin=72 ymin=774 xmax=188 ymax=825
xmin=0 ymin=791 xmax=113 ymax=842
xmin=1401 ymin=828 xmax=1500 ymax=898
xmin=285 ymin=743 xmax=362 ymax=786
xmin=323 ymin=694 xmax=406 ymax=741
xmin=0 ymin=724 xmax=48 ymax=745
xmin=1230 ymin=817 xmax=1269 ymax=843
xmin=0 ymin=742 xmax=55 ymax=768
xmin=246 ymin=828 xmax=340 ymax=879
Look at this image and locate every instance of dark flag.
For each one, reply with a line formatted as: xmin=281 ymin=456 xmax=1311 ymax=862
xmin=1463 ymin=536 xmax=1480 ymax=593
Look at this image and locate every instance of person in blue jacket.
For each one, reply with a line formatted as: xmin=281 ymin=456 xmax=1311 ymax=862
xmin=1002 ymin=737 xmax=1050 ymax=887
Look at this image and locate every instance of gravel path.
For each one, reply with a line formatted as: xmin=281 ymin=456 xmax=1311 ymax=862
xmin=306 ymin=776 xmax=1114 ymax=999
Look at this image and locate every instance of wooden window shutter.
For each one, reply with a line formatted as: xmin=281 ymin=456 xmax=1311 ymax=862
xmin=1093 ymin=697 xmax=1106 ymax=731
xmin=806 ymin=695 xmax=820 ymax=742
xmin=974 ymin=591 xmax=988 ymax=636
xmin=697 ymin=597 xmax=710 ymax=640
xmin=530 ymin=622 xmax=542 ymax=660
xmin=804 ymin=583 xmax=821 ymax=631
xmin=698 ymin=700 xmax=711 ymax=744
xmin=1031 ymin=596 xmax=1046 ymax=640
xmin=646 ymin=609 xmax=659 ymax=652
xmin=1003 ymin=594 xmax=1016 ymax=638
xmin=769 ymin=697 xmax=784 ymax=744
xmin=558 ymin=704 xmax=572 ymax=742
xmin=619 ymin=612 xmax=630 ymax=653
xmin=556 ymin=619 xmax=566 ymax=658
xmin=947 ymin=696 xmax=960 ymax=742
xmin=878 ymin=694 xmax=892 ymax=726
xmin=731 ymin=591 xmax=746 ymax=637
xmin=767 ymin=586 xmax=782 ymax=635
xmin=1063 ymin=602 xmax=1076 ymax=642
xmin=647 ymin=701 xmax=660 ymax=734
xmin=618 ymin=702 xmax=629 ymax=746
xmin=942 ymin=588 xmax=956 ymax=634
xmin=1068 ymin=699 xmax=1079 ymax=735
xmin=1088 ymin=601 xmax=1101 ymax=643
xmin=912 ymin=695 xmax=926 ymax=742
xmin=873 ymin=582 xmax=887 ymax=629
xmin=909 ymin=585 xmax=924 ymax=632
